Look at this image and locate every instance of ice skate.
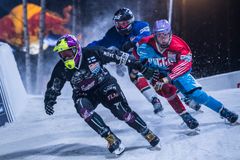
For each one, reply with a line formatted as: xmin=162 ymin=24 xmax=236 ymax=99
xmin=151 ymin=97 xmax=164 ymax=116
xmin=220 ymin=107 xmax=238 ymax=124
xmin=180 ymin=112 xmax=199 ymax=129
xmin=143 ymin=129 xmax=161 ymax=150
xmin=105 ymin=133 xmax=125 ymax=155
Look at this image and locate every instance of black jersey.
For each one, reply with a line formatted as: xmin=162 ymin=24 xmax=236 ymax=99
xmin=44 ymin=46 xmax=137 ymax=104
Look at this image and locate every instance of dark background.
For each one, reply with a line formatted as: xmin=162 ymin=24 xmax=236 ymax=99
xmin=0 ymin=0 xmax=240 ymax=93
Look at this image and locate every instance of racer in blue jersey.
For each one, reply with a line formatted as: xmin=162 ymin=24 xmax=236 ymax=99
xmin=87 ymin=8 xmax=164 ymax=114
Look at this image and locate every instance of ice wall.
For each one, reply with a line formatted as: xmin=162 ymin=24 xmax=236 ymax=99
xmin=0 ymin=42 xmax=27 ymax=120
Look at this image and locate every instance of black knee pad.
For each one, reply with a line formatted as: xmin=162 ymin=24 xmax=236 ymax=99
xmin=75 ymin=98 xmax=94 ymax=120
xmin=123 ymin=111 xmax=136 ymax=123
xmin=107 ymin=100 xmax=132 ymax=120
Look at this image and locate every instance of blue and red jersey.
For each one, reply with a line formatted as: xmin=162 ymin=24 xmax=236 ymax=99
xmin=134 ymin=34 xmax=193 ymax=80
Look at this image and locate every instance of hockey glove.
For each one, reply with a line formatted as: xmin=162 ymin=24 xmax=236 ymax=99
xmin=151 ymin=70 xmax=162 ymax=82
xmin=160 ymin=77 xmax=171 ymax=84
xmin=122 ymin=41 xmax=135 ymax=52
xmin=44 ymin=100 xmax=56 ymax=115
xmin=153 ymin=77 xmax=171 ymax=91
xmin=129 ymin=69 xmax=139 ymax=82
xmin=131 ymin=60 xmax=155 ymax=80
xmin=139 ymin=66 xmax=156 ymax=80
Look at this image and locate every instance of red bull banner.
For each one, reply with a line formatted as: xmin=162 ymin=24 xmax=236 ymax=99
xmin=0 ymin=3 xmax=72 ymax=50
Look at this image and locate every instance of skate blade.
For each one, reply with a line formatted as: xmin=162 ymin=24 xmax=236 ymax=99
xmin=148 ymin=144 xmax=161 ymax=151
xmin=224 ymin=120 xmax=240 ymax=126
xmin=179 ymin=121 xmax=200 ymax=130
xmin=105 ymin=144 xmax=125 ymax=159
xmin=113 ymin=143 xmax=125 ymax=155
xmin=155 ymin=111 xmax=165 ymax=118
xmin=196 ymin=109 xmax=204 ymax=113
xmin=191 ymin=109 xmax=204 ymax=116
xmin=183 ymin=128 xmax=200 ymax=136
xmin=233 ymin=121 xmax=240 ymax=125
xmin=177 ymin=127 xmax=200 ymax=136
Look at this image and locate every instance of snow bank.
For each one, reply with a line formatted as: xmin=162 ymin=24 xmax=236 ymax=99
xmin=0 ymin=42 xmax=27 ymax=120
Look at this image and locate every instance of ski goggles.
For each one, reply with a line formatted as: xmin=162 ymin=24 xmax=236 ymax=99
xmin=58 ymin=48 xmax=77 ymax=61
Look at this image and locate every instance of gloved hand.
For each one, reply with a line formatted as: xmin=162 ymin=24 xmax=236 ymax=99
xmin=141 ymin=67 xmax=156 ymax=80
xmin=153 ymin=77 xmax=171 ymax=91
xmin=122 ymin=41 xmax=135 ymax=52
xmin=160 ymin=77 xmax=170 ymax=84
xmin=151 ymin=70 xmax=161 ymax=82
xmin=132 ymin=60 xmax=156 ymax=79
xmin=44 ymin=100 xmax=56 ymax=115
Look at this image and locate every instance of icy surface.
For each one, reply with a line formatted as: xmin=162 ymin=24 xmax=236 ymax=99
xmin=0 ymin=81 xmax=239 ymax=160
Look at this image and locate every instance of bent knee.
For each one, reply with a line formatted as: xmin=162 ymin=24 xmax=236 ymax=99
xmin=79 ymin=108 xmax=93 ymax=120
xmin=189 ymin=89 xmax=209 ymax=104
xmin=123 ymin=112 xmax=136 ymax=123
xmin=161 ymin=83 xmax=177 ymax=98
xmin=75 ymin=98 xmax=94 ymax=120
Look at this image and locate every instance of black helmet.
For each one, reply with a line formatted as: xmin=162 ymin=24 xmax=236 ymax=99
xmin=113 ymin=8 xmax=135 ymax=35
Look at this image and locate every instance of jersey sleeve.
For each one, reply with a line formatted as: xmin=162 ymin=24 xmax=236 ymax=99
xmin=44 ymin=61 xmax=67 ymax=105
xmin=86 ymin=46 xmax=137 ymax=69
xmin=86 ymin=28 xmax=115 ymax=48
xmin=136 ymin=43 xmax=160 ymax=68
xmin=168 ymin=45 xmax=192 ymax=80
xmin=94 ymin=46 xmax=129 ymax=65
xmin=131 ymin=22 xmax=151 ymax=44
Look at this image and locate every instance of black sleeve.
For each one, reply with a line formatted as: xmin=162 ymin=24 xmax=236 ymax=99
xmin=44 ymin=61 xmax=67 ymax=105
xmin=84 ymin=46 xmax=139 ymax=68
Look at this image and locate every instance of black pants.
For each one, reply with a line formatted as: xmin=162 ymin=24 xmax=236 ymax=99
xmin=74 ymin=76 xmax=149 ymax=137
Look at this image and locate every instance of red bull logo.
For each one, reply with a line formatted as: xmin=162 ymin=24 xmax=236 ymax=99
xmin=0 ymin=3 xmax=72 ymax=48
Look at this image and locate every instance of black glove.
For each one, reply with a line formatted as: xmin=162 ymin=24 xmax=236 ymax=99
xmin=140 ymin=67 xmax=156 ymax=80
xmin=131 ymin=60 xmax=154 ymax=79
xmin=44 ymin=100 xmax=56 ymax=115
xmin=152 ymin=70 xmax=162 ymax=83
xmin=122 ymin=41 xmax=135 ymax=52
xmin=153 ymin=77 xmax=171 ymax=91
xmin=131 ymin=58 xmax=147 ymax=70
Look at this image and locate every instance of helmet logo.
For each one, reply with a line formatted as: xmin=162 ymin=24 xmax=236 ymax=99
xmin=126 ymin=9 xmax=133 ymax=15
xmin=114 ymin=14 xmax=121 ymax=20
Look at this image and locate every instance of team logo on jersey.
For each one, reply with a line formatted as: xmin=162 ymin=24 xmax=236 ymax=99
xmin=107 ymin=92 xmax=119 ymax=100
xmin=80 ymin=78 xmax=96 ymax=91
xmin=139 ymin=26 xmax=150 ymax=34
xmin=180 ymin=53 xmax=192 ymax=62
xmin=87 ymin=56 xmax=97 ymax=63
xmin=114 ymin=14 xmax=121 ymax=20
xmin=103 ymin=84 xmax=117 ymax=94
xmin=148 ymin=57 xmax=172 ymax=69
xmin=167 ymin=51 xmax=177 ymax=62
xmin=89 ymin=62 xmax=101 ymax=74
xmin=103 ymin=51 xmax=114 ymax=58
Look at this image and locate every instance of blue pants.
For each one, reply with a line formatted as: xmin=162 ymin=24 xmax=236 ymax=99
xmin=172 ymin=73 xmax=223 ymax=113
